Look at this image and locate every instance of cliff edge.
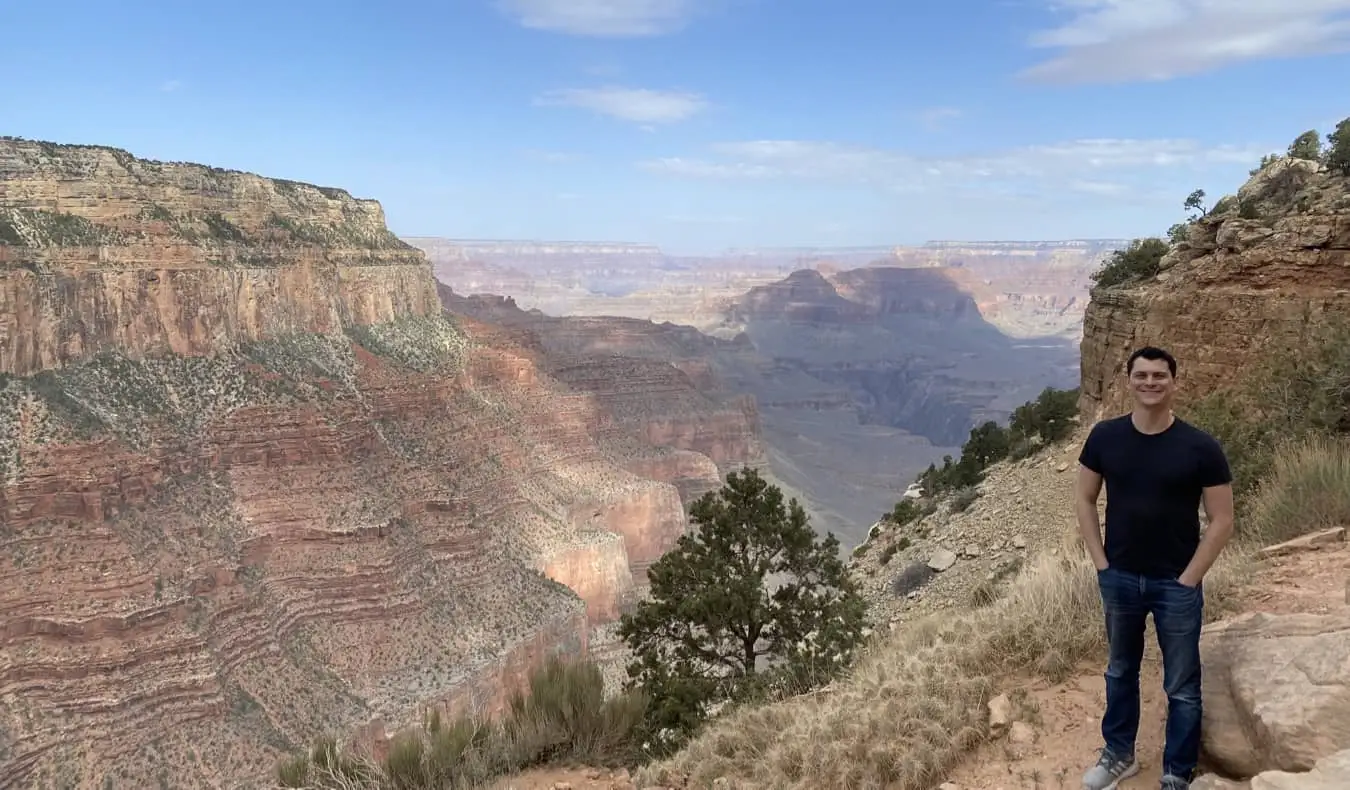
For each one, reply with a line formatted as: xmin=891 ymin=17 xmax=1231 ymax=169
xmin=0 ymin=139 xmax=690 ymax=789
xmin=1079 ymin=155 xmax=1350 ymax=419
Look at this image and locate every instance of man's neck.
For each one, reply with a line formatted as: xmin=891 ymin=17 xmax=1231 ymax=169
xmin=1131 ymin=406 xmax=1174 ymax=435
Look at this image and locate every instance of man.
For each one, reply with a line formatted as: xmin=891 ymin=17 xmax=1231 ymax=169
xmin=1076 ymin=346 xmax=1235 ymax=790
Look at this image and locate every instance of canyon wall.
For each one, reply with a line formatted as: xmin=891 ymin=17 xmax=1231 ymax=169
xmin=1079 ymin=157 xmax=1350 ymax=420
xmin=438 ymin=289 xmax=764 ymax=506
xmin=0 ymin=138 xmax=698 ymax=789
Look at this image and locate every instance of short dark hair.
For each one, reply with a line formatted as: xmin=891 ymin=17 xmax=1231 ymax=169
xmin=1126 ymin=346 xmax=1177 ymax=376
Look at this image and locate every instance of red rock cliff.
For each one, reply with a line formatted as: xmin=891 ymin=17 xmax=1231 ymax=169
xmin=1078 ymin=157 xmax=1350 ymax=420
xmin=0 ymin=138 xmax=688 ymax=789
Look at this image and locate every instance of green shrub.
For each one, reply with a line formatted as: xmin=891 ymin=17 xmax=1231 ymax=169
xmin=1326 ymin=118 xmax=1350 ymax=176
xmin=1288 ymin=130 xmax=1322 ymax=161
xmin=1090 ymin=237 xmax=1169 ymax=289
xmin=884 ymin=498 xmax=926 ymax=526
xmin=1182 ymin=316 xmax=1350 ymax=509
xmin=949 ymin=487 xmax=979 ymax=513
xmin=912 ymin=386 xmax=1079 ymax=501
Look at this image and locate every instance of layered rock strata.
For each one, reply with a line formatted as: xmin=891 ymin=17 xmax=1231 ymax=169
xmin=437 ymin=289 xmax=765 ymax=505
xmin=0 ymin=138 xmax=690 ymax=789
xmin=1079 ymin=158 xmax=1350 ymax=420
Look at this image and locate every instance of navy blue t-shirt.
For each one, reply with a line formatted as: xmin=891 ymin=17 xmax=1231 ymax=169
xmin=1078 ymin=414 xmax=1232 ymax=578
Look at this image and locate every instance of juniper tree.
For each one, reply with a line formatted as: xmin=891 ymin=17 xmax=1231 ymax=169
xmin=618 ymin=467 xmax=867 ymax=746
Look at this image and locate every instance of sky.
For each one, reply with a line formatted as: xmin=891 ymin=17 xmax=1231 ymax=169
xmin=3 ymin=1 xmax=1349 ymax=254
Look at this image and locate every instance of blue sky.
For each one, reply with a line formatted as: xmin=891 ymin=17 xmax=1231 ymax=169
xmin=3 ymin=1 xmax=1349 ymax=254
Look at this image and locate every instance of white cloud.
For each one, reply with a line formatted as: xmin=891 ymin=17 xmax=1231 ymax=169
xmin=1022 ymin=0 xmax=1350 ymax=83
xmin=535 ymin=87 xmax=707 ymax=124
xmin=498 ymin=0 xmax=696 ymax=36
xmin=160 ymin=79 xmax=183 ymax=92
xmin=640 ymin=137 xmax=1266 ymax=199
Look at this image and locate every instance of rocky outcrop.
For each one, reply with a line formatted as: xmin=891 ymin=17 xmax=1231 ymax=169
xmin=0 ymin=139 xmax=695 ymax=789
xmin=1079 ymin=157 xmax=1350 ymax=420
xmin=0 ymin=138 xmax=439 ymax=376
xmin=1200 ymin=609 xmax=1350 ymax=777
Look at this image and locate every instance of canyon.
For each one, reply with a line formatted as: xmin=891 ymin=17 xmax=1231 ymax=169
xmin=423 ymin=239 xmax=1093 ymax=543
xmin=0 ymin=138 xmax=758 ymax=789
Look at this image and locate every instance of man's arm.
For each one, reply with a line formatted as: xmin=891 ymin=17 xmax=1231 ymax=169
xmin=1179 ymin=482 xmax=1234 ymax=587
xmin=1076 ymin=464 xmax=1109 ymax=571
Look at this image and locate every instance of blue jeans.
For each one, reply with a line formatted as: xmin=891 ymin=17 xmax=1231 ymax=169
xmin=1097 ymin=565 xmax=1205 ymax=781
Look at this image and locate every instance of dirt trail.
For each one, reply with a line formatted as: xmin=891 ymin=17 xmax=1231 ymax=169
xmin=941 ymin=540 xmax=1350 ymax=790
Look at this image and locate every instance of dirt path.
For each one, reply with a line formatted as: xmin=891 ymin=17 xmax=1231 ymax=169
xmin=480 ymin=765 xmax=639 ymax=790
xmin=940 ymin=540 xmax=1350 ymax=790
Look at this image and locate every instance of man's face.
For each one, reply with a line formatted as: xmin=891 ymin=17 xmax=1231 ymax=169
xmin=1128 ymin=356 xmax=1175 ymax=407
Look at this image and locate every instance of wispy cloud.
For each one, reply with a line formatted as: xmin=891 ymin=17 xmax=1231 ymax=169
xmin=498 ymin=0 xmax=696 ymax=36
xmin=641 ymin=137 xmax=1265 ymax=199
xmin=160 ymin=79 xmax=183 ymax=92
xmin=1022 ymin=0 xmax=1350 ymax=83
xmin=535 ymin=86 xmax=708 ymax=124
xmin=918 ymin=106 xmax=962 ymax=131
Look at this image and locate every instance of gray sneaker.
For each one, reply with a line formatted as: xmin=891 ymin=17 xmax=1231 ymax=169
xmin=1160 ymin=775 xmax=1189 ymax=789
xmin=1082 ymin=748 xmax=1140 ymax=789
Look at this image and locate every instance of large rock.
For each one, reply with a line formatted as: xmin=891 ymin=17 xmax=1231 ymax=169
xmin=1200 ymin=610 xmax=1350 ymax=777
xmin=1194 ymin=748 xmax=1350 ymax=789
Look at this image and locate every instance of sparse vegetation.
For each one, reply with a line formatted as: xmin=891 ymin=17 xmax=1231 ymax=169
xmin=344 ymin=315 xmax=468 ymax=373
xmin=1089 ymin=236 xmax=1169 ymax=288
xmin=1183 ymin=316 xmax=1350 ymax=510
xmin=913 ymin=386 xmax=1079 ymax=500
xmin=277 ymin=657 xmax=647 ymax=789
xmin=617 ymin=467 xmax=867 ymax=755
xmin=0 ymin=207 xmax=124 ymax=247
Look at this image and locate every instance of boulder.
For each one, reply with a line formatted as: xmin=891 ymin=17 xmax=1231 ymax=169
xmin=1200 ymin=610 xmax=1350 ymax=777
xmin=928 ymin=549 xmax=958 ymax=572
xmin=1251 ymin=747 xmax=1350 ymax=789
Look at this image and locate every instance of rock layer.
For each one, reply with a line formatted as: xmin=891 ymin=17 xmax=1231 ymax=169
xmin=0 ymin=139 xmax=699 ymax=789
xmin=1079 ymin=158 xmax=1350 ymax=420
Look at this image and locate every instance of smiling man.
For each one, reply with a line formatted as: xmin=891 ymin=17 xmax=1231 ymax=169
xmin=1074 ymin=346 xmax=1235 ymax=790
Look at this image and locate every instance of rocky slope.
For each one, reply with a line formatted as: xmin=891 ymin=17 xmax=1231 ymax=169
xmin=437 ymin=290 xmax=764 ymax=507
xmin=1079 ymin=157 xmax=1350 ymax=420
xmin=0 ymin=138 xmax=701 ymax=789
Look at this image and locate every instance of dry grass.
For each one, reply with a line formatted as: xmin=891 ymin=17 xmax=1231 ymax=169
xmin=274 ymin=658 xmax=646 ymax=790
xmin=638 ymin=535 xmax=1250 ymax=790
xmin=1245 ymin=435 xmax=1350 ymax=547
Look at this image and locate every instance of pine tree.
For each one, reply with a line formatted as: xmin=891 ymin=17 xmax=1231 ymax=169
xmin=618 ymin=467 xmax=867 ymax=746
